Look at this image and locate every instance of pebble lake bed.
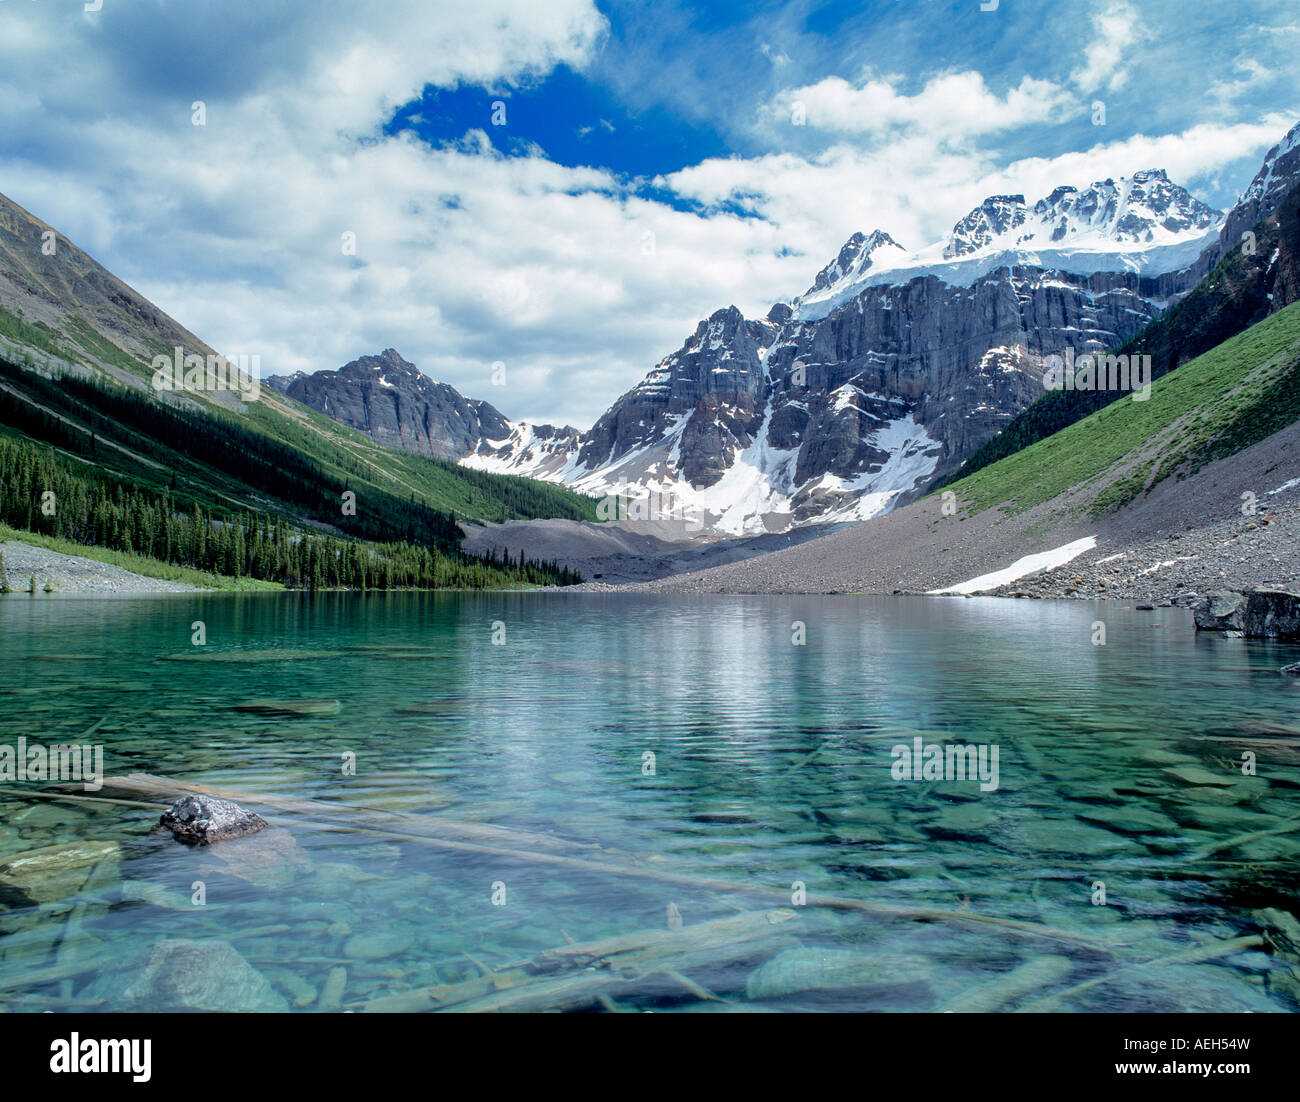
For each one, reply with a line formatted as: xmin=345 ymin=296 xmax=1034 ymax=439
xmin=1 ymin=590 xmax=1299 ymax=1013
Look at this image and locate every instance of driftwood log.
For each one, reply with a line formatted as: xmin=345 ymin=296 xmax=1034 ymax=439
xmin=73 ymin=774 xmax=1119 ymax=951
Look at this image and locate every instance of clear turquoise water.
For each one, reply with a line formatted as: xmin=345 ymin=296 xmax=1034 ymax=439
xmin=1 ymin=592 xmax=1299 ymax=1012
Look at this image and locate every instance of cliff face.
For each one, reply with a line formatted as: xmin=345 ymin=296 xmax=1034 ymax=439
xmin=277 ymin=122 xmax=1300 ymax=537
xmin=478 ymin=262 xmax=1165 ymax=533
xmin=267 ymin=349 xmax=510 ymax=461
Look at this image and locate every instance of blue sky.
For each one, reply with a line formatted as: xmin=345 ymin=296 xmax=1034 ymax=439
xmin=0 ymin=0 xmax=1297 ymax=426
xmin=386 ymin=0 xmax=1299 ymax=210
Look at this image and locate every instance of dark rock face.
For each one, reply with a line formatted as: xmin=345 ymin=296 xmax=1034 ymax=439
xmin=574 ymin=264 xmax=1165 ymax=520
xmin=1243 ymin=589 xmax=1300 ymax=640
xmin=1194 ymin=589 xmax=1300 ymax=639
xmin=160 ymin=795 xmax=268 ymax=845
xmin=575 ymin=305 xmax=776 ymax=485
xmin=1194 ymin=591 xmax=1247 ymax=632
xmin=267 ymin=349 xmax=511 ymax=460
xmin=1188 ymin=121 xmax=1300 ymax=284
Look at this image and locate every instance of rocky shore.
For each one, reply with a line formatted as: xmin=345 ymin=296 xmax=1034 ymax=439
xmin=982 ymin=504 xmax=1300 ymax=605
xmin=0 ymin=539 xmax=203 ymax=595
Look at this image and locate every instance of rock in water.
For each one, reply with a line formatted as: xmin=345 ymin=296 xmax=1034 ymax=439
xmin=1244 ymin=590 xmax=1300 ymax=639
xmin=1193 ymin=590 xmax=1246 ymax=632
xmin=0 ymin=841 xmax=120 ymax=906
xmin=160 ymin=795 xmax=268 ymax=845
xmin=1195 ymin=589 xmax=1300 ymax=639
xmin=745 ymin=947 xmax=933 ymax=1001
xmin=121 ymin=938 xmax=289 ymax=1012
xmin=1280 ymin=663 xmax=1300 ymax=676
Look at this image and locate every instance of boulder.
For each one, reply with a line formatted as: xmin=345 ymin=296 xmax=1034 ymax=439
xmin=1281 ymin=663 xmax=1300 ymax=676
xmin=0 ymin=841 xmax=120 ymax=906
xmin=745 ymin=947 xmax=933 ymax=1002
xmin=1193 ymin=590 xmax=1246 ymax=632
xmin=160 ymin=795 xmax=268 ymax=845
xmin=1194 ymin=589 xmax=1300 ymax=639
xmin=1244 ymin=589 xmax=1300 ymax=640
xmin=119 ymin=938 xmax=289 ymax=1012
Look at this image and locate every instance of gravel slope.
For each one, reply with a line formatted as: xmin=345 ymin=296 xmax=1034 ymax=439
xmin=0 ymin=540 xmax=202 ymax=594
xmin=581 ymin=421 xmax=1300 ymax=599
xmin=462 ymin=517 xmax=845 ymax=585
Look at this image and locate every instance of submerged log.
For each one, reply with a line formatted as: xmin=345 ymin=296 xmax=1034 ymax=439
xmin=79 ymin=773 xmax=1117 ymax=951
xmin=91 ymin=773 xmax=619 ymax=859
xmin=353 ymin=909 xmax=800 ymax=1014
xmin=939 ymin=955 xmax=1073 ymax=1013
xmin=1016 ymin=935 xmax=1264 ymax=1012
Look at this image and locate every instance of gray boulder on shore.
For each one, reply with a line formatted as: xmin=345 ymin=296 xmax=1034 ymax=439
xmin=1194 ymin=589 xmax=1300 ymax=639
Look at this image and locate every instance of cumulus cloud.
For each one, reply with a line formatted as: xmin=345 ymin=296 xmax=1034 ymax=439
xmin=0 ymin=1 xmax=1292 ymax=429
xmin=765 ymin=72 xmax=1079 ymax=138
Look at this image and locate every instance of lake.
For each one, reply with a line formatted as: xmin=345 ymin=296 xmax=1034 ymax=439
xmin=1 ymin=591 xmax=1299 ymax=1012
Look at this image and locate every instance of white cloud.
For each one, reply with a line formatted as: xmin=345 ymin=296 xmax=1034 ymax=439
xmin=0 ymin=1 xmax=1292 ymax=432
xmin=766 ymin=71 xmax=1078 ymax=138
xmin=1071 ymin=2 xmax=1147 ymax=95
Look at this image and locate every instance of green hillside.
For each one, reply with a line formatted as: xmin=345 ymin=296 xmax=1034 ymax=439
xmin=0 ymin=307 xmax=598 ymax=528
xmin=937 ymin=299 xmax=1300 ymax=519
xmin=936 ymin=181 xmax=1300 ymax=491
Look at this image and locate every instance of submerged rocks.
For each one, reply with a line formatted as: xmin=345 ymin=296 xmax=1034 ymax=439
xmin=745 ymin=947 xmax=933 ymax=1002
xmin=344 ymin=928 xmax=416 ymax=961
xmin=196 ymin=828 xmax=313 ymax=888
xmin=160 ymin=795 xmax=268 ymax=845
xmin=0 ymin=840 xmax=120 ymax=906
xmin=1194 ymin=588 xmax=1300 ymax=639
xmin=119 ymin=938 xmax=289 ymax=1012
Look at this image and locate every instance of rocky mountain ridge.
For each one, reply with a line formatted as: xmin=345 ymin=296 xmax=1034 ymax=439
xmin=266 ymin=349 xmax=510 ymax=461
xmin=281 ymin=121 xmax=1300 ymax=537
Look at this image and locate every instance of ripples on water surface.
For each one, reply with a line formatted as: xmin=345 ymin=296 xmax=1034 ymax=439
xmin=1 ymin=592 xmax=1299 ymax=1012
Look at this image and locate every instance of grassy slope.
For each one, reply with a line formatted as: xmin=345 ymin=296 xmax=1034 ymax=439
xmin=936 ymin=184 xmax=1299 ymax=492
xmin=0 ymin=304 xmax=599 ymax=527
xmin=938 ymin=300 xmax=1300 ymax=518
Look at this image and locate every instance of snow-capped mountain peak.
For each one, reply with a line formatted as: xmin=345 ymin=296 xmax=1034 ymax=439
xmin=1241 ymin=120 xmax=1300 ymax=217
xmin=791 ymin=229 xmax=908 ymax=317
xmin=945 ymin=170 xmax=1221 ymax=258
xmin=790 ymin=168 xmax=1224 ymax=322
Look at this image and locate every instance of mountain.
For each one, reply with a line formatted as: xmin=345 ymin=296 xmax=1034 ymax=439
xmin=266 ymin=348 xmax=511 ymax=461
xmin=0 ymin=190 xmax=598 ymax=589
xmin=460 ymin=174 xmax=1235 ymax=534
xmin=276 ymin=121 xmax=1300 ymax=539
xmin=616 ymin=297 xmax=1300 ymax=598
xmin=943 ymin=127 xmax=1300 ymax=487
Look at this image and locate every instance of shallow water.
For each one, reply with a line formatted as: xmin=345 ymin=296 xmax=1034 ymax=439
xmin=2 ymin=592 xmax=1299 ymax=1012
